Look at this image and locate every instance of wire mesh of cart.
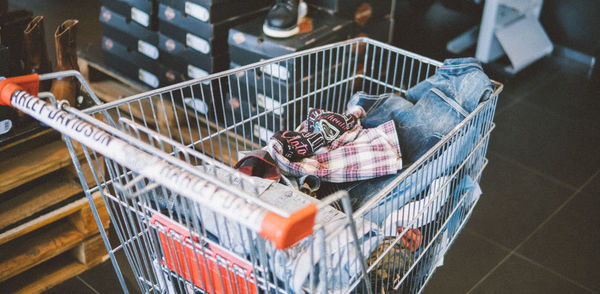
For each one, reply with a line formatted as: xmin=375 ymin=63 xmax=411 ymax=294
xmin=0 ymin=37 xmax=502 ymax=294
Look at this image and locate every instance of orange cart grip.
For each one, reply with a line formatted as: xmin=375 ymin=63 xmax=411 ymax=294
xmin=0 ymin=74 xmax=40 ymax=106
xmin=260 ymin=203 xmax=317 ymax=249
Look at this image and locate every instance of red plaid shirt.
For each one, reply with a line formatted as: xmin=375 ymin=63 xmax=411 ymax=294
xmin=268 ymin=120 xmax=402 ymax=183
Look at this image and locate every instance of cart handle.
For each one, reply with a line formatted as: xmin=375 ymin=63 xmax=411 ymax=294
xmin=0 ymin=74 xmax=40 ymax=106
xmin=0 ymin=76 xmax=317 ymax=250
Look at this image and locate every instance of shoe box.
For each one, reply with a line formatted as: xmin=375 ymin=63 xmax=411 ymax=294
xmin=354 ymin=18 xmax=392 ymax=42
xmin=100 ymin=0 xmax=158 ymax=30
xmin=157 ymin=3 xmax=270 ymax=73
xmin=102 ymin=34 xmax=182 ymax=88
xmin=0 ymin=42 xmax=44 ymax=146
xmin=228 ymin=7 xmax=353 ymax=68
xmin=305 ymin=0 xmax=391 ymax=27
xmin=157 ymin=32 xmax=229 ymax=80
xmin=102 ymin=35 xmax=227 ymax=122
xmin=228 ymin=55 xmax=353 ymax=132
xmin=158 ymin=0 xmax=272 ymax=24
xmin=100 ymin=6 xmax=160 ymax=61
xmin=223 ymin=93 xmax=284 ymax=145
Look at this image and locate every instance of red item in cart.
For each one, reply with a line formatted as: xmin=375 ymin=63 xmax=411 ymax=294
xmin=151 ymin=213 xmax=257 ymax=294
xmin=398 ymin=227 xmax=422 ymax=252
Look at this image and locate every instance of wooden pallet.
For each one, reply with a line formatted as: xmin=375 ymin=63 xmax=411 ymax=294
xmin=0 ymin=191 xmax=110 ymax=282
xmin=0 ymin=138 xmax=86 ymax=195
xmin=0 ymin=156 xmax=101 ymax=232
xmin=2 ymin=233 xmax=110 ymax=294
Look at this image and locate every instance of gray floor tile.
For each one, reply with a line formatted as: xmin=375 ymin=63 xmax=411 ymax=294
xmin=522 ymin=63 xmax=600 ymax=130
xmin=423 ymin=231 xmax=509 ymax=294
xmin=466 ymin=153 xmax=574 ymax=249
xmin=581 ymin=171 xmax=600 ymax=195
xmin=470 ymin=255 xmax=591 ymax=294
xmin=489 ymin=100 xmax=600 ymax=187
xmin=517 ymin=179 xmax=600 ymax=292
xmin=79 ymin=260 xmax=134 ymax=294
xmin=43 ymin=277 xmax=97 ymax=294
xmin=488 ymin=57 xmax=561 ymax=114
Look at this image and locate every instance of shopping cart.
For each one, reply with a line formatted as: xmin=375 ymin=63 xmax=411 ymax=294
xmin=0 ymin=37 xmax=502 ymax=294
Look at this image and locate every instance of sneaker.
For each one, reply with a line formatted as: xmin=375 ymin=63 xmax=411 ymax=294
xmin=263 ymin=0 xmax=307 ymax=38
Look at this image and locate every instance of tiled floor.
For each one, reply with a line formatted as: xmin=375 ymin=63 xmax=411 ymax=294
xmin=8 ymin=1 xmax=598 ymax=293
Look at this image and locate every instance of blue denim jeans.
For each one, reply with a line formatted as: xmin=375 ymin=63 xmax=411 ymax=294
xmin=351 ymin=58 xmax=492 ymax=163
xmin=349 ymin=119 xmax=481 ymax=226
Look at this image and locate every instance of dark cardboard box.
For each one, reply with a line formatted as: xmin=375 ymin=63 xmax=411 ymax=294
xmin=354 ymin=18 xmax=392 ymax=43
xmin=223 ymin=94 xmax=284 ymax=145
xmin=100 ymin=0 xmax=158 ymax=29
xmin=227 ymin=7 xmax=353 ymax=67
xmin=103 ymin=40 xmax=227 ymax=122
xmin=102 ymin=35 xmax=174 ymax=88
xmin=228 ymin=56 xmax=353 ymax=132
xmin=158 ymin=4 xmax=269 ymax=54
xmin=305 ymin=0 xmax=391 ymax=24
xmin=157 ymin=33 xmax=229 ymax=74
xmin=100 ymin=7 xmax=161 ymax=63
xmin=157 ymin=0 xmax=271 ymax=24
xmin=100 ymin=6 xmax=159 ymax=43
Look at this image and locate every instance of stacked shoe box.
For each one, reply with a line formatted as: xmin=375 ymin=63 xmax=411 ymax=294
xmin=226 ymin=7 xmax=354 ymax=144
xmin=156 ymin=0 xmax=272 ymax=121
xmin=306 ymin=0 xmax=393 ymax=41
xmin=99 ymin=0 xmax=181 ymax=88
xmin=306 ymin=0 xmax=393 ymax=95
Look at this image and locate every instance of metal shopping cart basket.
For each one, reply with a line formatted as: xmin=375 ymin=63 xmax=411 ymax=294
xmin=0 ymin=38 xmax=502 ymax=294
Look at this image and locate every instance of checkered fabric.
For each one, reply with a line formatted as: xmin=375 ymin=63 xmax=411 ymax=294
xmin=268 ymin=120 xmax=402 ymax=183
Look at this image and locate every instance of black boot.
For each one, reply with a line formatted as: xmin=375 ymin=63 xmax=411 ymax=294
xmin=0 ymin=9 xmax=33 ymax=75
xmin=263 ymin=0 xmax=305 ymax=38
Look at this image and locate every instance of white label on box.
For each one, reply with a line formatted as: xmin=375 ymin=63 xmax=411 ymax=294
xmin=184 ymin=97 xmax=208 ymax=114
xmin=186 ymin=33 xmax=210 ymax=54
xmin=185 ymin=1 xmax=210 ymax=22
xmin=257 ymin=93 xmax=283 ymax=115
xmin=232 ymin=32 xmax=245 ymax=44
xmin=187 ymin=65 xmax=210 ymax=85
xmin=0 ymin=119 xmax=12 ymax=135
xmin=131 ymin=7 xmax=150 ymax=27
xmin=253 ymin=124 xmax=274 ymax=143
xmin=138 ymin=69 xmax=159 ymax=88
xmin=137 ymin=40 xmax=159 ymax=60
xmin=262 ymin=63 xmax=289 ymax=80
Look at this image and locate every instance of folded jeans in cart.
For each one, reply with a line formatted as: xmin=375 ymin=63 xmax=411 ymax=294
xmin=356 ymin=58 xmax=492 ymax=163
xmin=412 ymin=176 xmax=482 ymax=280
xmin=350 ymin=123 xmax=481 ymax=226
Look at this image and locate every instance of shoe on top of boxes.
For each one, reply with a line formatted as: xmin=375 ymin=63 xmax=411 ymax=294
xmin=228 ymin=6 xmax=353 ymax=68
xmin=227 ymin=5 xmax=353 ymax=144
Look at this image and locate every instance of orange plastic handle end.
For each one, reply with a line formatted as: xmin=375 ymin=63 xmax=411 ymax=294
xmin=0 ymin=74 xmax=40 ymax=106
xmin=260 ymin=203 xmax=317 ymax=250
